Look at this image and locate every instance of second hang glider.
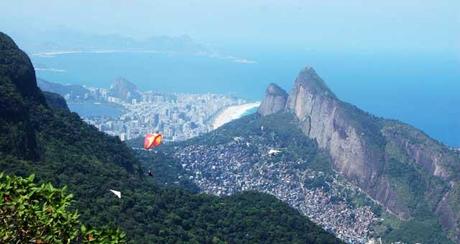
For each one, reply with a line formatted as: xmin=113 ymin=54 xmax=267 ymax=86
xmin=109 ymin=189 xmax=121 ymax=198
xmin=144 ymin=133 xmax=163 ymax=150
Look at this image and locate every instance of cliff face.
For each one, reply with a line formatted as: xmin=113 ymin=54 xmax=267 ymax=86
xmin=381 ymin=122 xmax=459 ymax=180
xmin=284 ymin=67 xmax=409 ymax=216
xmin=257 ymin=83 xmax=288 ymax=116
xmin=258 ymin=66 xmax=460 ymax=242
xmin=286 ymin=68 xmax=380 ymax=186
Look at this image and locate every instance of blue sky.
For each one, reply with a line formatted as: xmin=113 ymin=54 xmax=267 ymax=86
xmin=1 ymin=0 xmax=459 ymax=146
xmin=1 ymin=0 xmax=459 ymax=53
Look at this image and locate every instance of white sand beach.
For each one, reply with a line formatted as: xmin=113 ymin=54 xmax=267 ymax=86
xmin=212 ymin=102 xmax=260 ymax=129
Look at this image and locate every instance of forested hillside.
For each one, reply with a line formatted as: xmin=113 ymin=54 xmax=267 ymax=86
xmin=0 ymin=32 xmax=341 ymax=243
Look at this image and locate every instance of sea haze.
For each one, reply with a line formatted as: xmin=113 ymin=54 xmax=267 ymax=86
xmin=30 ymin=49 xmax=460 ymax=147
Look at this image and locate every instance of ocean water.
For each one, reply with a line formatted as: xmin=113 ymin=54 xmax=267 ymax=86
xmin=31 ymin=50 xmax=460 ymax=147
xmin=68 ymin=103 xmax=123 ymax=117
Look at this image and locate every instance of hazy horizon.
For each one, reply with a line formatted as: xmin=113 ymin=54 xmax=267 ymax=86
xmin=1 ymin=0 xmax=459 ymax=54
xmin=1 ymin=0 xmax=459 ymax=147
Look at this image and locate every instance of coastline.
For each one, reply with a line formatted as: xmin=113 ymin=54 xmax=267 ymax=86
xmin=212 ymin=102 xmax=260 ymax=129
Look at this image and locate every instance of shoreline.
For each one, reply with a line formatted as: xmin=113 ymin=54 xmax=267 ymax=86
xmin=212 ymin=102 xmax=260 ymax=129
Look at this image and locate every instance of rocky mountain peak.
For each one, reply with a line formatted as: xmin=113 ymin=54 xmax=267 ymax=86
xmin=109 ymin=77 xmax=141 ymax=102
xmin=287 ymin=67 xmax=382 ymax=188
xmin=260 ymin=66 xmax=460 ymax=241
xmin=110 ymin=77 xmax=138 ymax=93
xmin=257 ymin=83 xmax=288 ymax=116
xmin=294 ymin=66 xmax=335 ymax=98
xmin=266 ymin=83 xmax=288 ymax=96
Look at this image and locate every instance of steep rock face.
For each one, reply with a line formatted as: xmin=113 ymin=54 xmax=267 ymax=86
xmin=382 ymin=122 xmax=459 ymax=180
xmin=382 ymin=121 xmax=460 ymax=237
xmin=284 ymin=68 xmax=414 ymax=218
xmin=259 ymin=66 xmax=460 ymax=241
xmin=257 ymin=83 xmax=288 ymax=116
xmin=286 ymin=68 xmax=385 ymax=191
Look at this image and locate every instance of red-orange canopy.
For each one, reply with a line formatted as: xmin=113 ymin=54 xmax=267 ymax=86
xmin=144 ymin=133 xmax=163 ymax=150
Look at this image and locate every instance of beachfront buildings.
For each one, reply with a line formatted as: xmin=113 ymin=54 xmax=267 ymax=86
xmin=82 ymin=92 xmax=246 ymax=141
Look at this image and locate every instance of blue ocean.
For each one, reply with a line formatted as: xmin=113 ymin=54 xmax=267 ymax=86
xmin=68 ymin=103 xmax=124 ymax=117
xmin=31 ymin=49 xmax=460 ymax=147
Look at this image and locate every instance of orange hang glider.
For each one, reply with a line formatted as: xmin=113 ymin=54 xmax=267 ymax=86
xmin=144 ymin=133 xmax=163 ymax=150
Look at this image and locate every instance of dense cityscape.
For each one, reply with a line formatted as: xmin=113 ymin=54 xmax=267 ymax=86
xmin=39 ymin=78 xmax=246 ymax=141
xmin=84 ymin=92 xmax=245 ymax=141
xmin=172 ymin=134 xmax=380 ymax=243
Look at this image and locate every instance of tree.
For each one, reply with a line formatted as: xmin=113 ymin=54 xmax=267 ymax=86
xmin=0 ymin=173 xmax=126 ymax=243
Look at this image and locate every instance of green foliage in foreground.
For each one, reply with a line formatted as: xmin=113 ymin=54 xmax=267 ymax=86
xmin=0 ymin=173 xmax=126 ymax=243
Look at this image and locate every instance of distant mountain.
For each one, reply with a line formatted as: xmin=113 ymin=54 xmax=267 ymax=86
xmin=0 ymin=32 xmax=341 ymax=243
xmin=39 ymin=77 xmax=142 ymax=103
xmin=38 ymin=77 xmax=141 ymax=103
xmin=164 ymin=67 xmax=460 ymax=243
xmin=16 ymin=29 xmax=208 ymax=55
xmin=37 ymin=78 xmax=142 ymax=103
xmin=37 ymin=78 xmax=93 ymax=101
xmin=108 ymin=77 xmax=142 ymax=102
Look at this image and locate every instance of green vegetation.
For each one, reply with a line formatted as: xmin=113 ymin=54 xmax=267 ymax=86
xmin=0 ymin=32 xmax=340 ymax=243
xmin=178 ymin=112 xmax=334 ymax=174
xmin=385 ymin=158 xmax=427 ymax=210
xmin=370 ymin=136 xmax=453 ymax=243
xmin=133 ymin=150 xmax=200 ymax=192
xmin=338 ymin=101 xmax=386 ymax=150
xmin=449 ymin=184 xmax=460 ymax=215
xmin=0 ymin=173 xmax=125 ymax=243
xmin=42 ymin=91 xmax=70 ymax=111
xmin=326 ymin=96 xmax=457 ymax=243
xmin=374 ymin=211 xmax=452 ymax=244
